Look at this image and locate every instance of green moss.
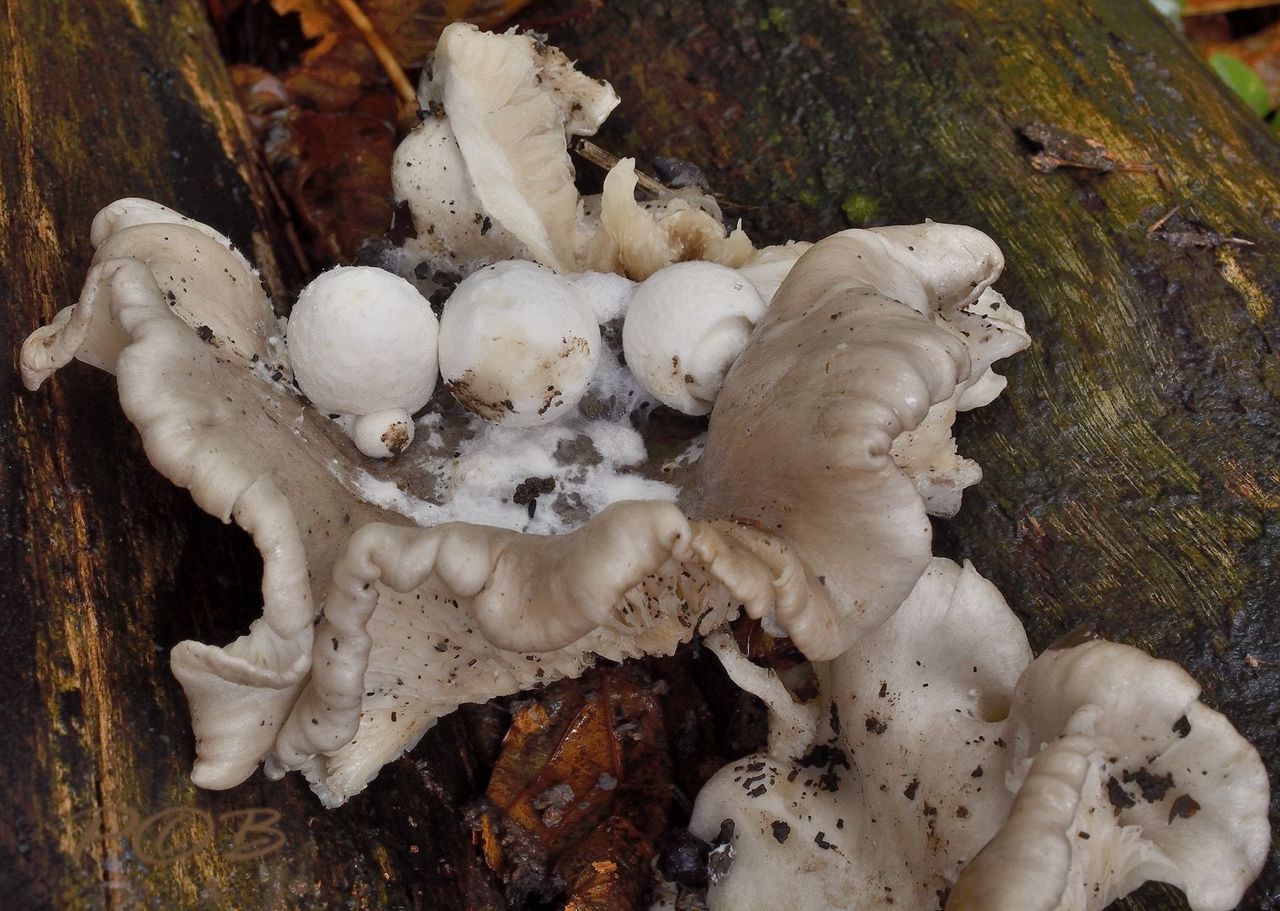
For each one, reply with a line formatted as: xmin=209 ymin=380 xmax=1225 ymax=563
xmin=840 ymin=193 xmax=879 ymax=224
xmin=761 ymin=7 xmax=792 ymax=32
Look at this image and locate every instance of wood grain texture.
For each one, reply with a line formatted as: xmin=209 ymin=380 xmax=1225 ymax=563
xmin=546 ymin=1 xmax=1279 ymax=908
xmin=0 ymin=2 xmax=495 ymax=909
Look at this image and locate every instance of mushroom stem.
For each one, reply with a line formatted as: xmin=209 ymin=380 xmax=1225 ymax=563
xmin=352 ymin=409 xmax=415 ymax=459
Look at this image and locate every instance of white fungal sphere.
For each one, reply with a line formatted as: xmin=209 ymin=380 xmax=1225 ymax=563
xmin=287 ymin=266 xmax=439 ymax=420
xmin=391 ymin=117 xmax=521 ymax=269
xmin=352 ymin=409 xmax=416 ymax=459
xmin=622 ymin=261 xmax=766 ymax=415
xmin=439 ymin=261 xmax=600 ymax=427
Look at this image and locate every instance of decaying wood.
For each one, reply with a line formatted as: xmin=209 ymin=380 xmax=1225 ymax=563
xmin=2 ymin=0 xmax=1277 ymax=909
xmin=0 ymin=2 xmax=495 ymax=909
xmin=551 ymin=2 xmax=1279 ymax=908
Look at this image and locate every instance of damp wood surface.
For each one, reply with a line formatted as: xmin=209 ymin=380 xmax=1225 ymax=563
xmin=0 ymin=2 xmax=498 ymax=909
xmin=1 ymin=1 xmax=1277 ymax=910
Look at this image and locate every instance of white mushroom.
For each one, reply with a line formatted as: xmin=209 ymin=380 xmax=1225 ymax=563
xmin=568 ymin=269 xmax=637 ymax=323
xmin=622 ymin=261 xmax=766 ymax=415
xmin=735 ymin=240 xmax=813 ymax=306
xmin=287 ymin=265 xmax=439 ymax=458
xmin=581 ymin=157 xmax=755 ymax=280
xmin=391 ymin=116 xmax=524 ymax=271
xmin=949 ymin=636 xmax=1272 ymax=911
xmin=438 ymin=260 xmax=601 ymax=426
xmin=21 ymin=198 xmax=277 ymax=389
xmin=690 ymin=559 xmax=1271 ymax=911
xmin=394 ymin=23 xmax=619 ymax=274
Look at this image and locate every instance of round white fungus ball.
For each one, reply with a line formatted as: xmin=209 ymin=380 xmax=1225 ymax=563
xmin=439 ymin=261 xmax=601 ymax=427
xmin=352 ymin=409 xmax=416 ymax=459
xmin=568 ymin=270 xmax=637 ymax=323
xmin=288 ymin=265 xmax=439 ymax=419
xmin=622 ymin=261 xmax=767 ymax=415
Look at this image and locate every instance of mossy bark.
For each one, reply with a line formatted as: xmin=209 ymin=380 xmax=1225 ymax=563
xmin=3 ymin=0 xmax=1277 ymax=909
xmin=550 ymin=1 xmax=1279 ymax=908
xmin=0 ymin=3 xmax=497 ymax=909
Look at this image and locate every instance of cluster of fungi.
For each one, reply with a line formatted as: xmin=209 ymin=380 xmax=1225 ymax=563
xmin=21 ymin=24 xmax=1268 ymax=911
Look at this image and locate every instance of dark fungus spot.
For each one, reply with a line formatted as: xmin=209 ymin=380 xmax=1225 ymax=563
xmin=513 ymin=475 xmax=556 ymax=506
xmin=1173 ymin=715 xmax=1191 ymax=738
xmin=771 ymin=820 xmax=791 ymax=844
xmin=814 ymin=832 xmax=833 ymax=850
xmin=865 ymin=715 xmax=888 ymax=735
xmin=904 ymin=779 xmax=920 ymax=801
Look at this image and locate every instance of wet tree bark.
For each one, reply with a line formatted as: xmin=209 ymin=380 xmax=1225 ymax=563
xmin=0 ymin=2 xmax=500 ymax=909
xmin=546 ymin=1 xmax=1280 ymax=908
xmin=3 ymin=0 xmax=1277 ymax=909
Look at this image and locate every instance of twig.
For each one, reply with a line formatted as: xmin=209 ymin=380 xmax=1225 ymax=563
xmin=573 ymin=140 xmax=668 ymax=197
xmin=1147 ymin=205 xmax=1179 ymax=235
xmin=332 ymin=0 xmax=417 ymax=109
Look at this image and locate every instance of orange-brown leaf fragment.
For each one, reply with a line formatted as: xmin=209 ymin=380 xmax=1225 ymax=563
xmin=560 ymin=817 xmax=652 ymax=911
xmin=483 ymin=666 xmax=672 ymax=906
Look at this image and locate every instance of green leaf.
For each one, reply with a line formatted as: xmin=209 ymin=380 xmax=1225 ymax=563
xmin=1209 ymin=52 xmax=1272 ymax=119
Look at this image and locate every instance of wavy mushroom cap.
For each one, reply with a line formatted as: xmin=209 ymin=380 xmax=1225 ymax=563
xmin=698 ymin=228 xmax=982 ymax=654
xmin=20 ymin=198 xmax=275 ymax=390
xmin=948 ymin=639 xmax=1272 ymax=911
xmin=690 ymin=558 xmax=1033 ymax=911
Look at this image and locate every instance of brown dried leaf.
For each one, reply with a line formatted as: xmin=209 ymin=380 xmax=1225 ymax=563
xmin=559 ymin=817 xmax=652 ymax=911
xmin=482 ymin=665 xmax=671 ymax=907
xmin=1184 ymin=0 xmax=1280 ymax=15
xmin=487 ymin=666 xmax=670 ymax=855
xmin=265 ymin=110 xmax=396 ymax=262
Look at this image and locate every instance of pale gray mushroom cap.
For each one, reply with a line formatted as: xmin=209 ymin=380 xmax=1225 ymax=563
xmin=690 ymin=558 xmax=1031 ymax=911
xmin=21 ymin=198 xmax=276 ymax=389
xmin=697 ymin=227 xmax=982 ymax=656
xmin=691 ymin=558 xmax=1270 ymax=911
xmin=22 ymin=202 xmax=872 ymax=807
xmin=949 ymin=638 xmax=1272 ymax=911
